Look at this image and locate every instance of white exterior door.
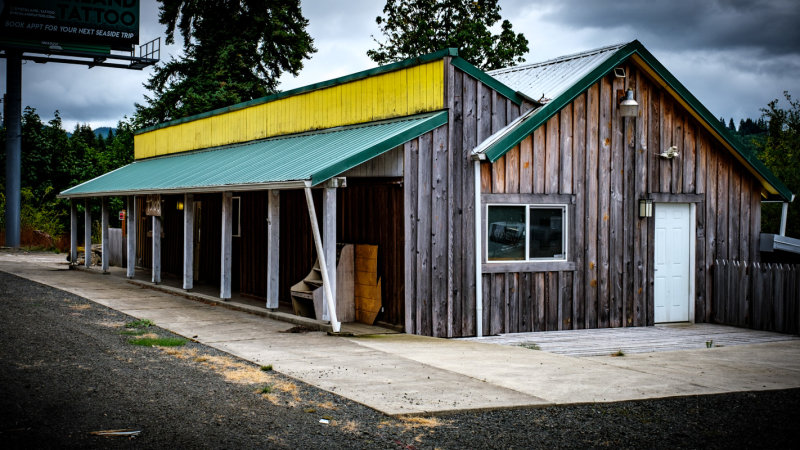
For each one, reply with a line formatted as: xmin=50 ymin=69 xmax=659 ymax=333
xmin=654 ymin=203 xmax=692 ymax=323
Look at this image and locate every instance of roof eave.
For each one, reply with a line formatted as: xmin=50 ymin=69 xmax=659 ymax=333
xmin=58 ymin=180 xmax=310 ymax=199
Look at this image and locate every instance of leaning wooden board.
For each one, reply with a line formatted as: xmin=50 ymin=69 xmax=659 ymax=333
xmin=355 ymin=244 xmax=381 ymax=324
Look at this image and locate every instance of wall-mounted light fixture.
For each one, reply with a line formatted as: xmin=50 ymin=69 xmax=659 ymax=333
xmin=176 ymin=201 xmax=184 ymax=211
xmin=619 ymin=88 xmax=639 ymax=118
xmin=639 ymin=198 xmax=653 ymax=218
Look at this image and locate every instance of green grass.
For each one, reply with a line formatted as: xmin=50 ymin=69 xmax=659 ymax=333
xmin=119 ymin=329 xmax=150 ymax=336
xmin=128 ymin=337 xmax=187 ymax=347
xmin=125 ymin=319 xmax=155 ymax=329
xmin=260 ymin=365 xmax=273 ymax=372
xmin=259 ymin=385 xmax=273 ymax=394
xmin=519 ymin=343 xmax=541 ymax=350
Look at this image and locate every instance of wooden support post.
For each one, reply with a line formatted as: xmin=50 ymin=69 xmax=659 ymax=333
xmin=266 ymin=190 xmax=280 ymax=309
xmin=304 ymin=187 xmax=340 ymax=332
xmin=183 ymin=193 xmax=194 ymax=290
xmin=220 ymin=191 xmax=232 ymax=299
xmin=70 ymin=200 xmax=78 ymax=265
xmin=322 ymin=186 xmax=337 ymax=321
xmin=84 ymin=199 xmax=92 ymax=268
xmin=101 ymin=197 xmax=109 ymax=273
xmin=152 ymin=215 xmax=161 ymax=284
xmin=126 ymin=196 xmax=136 ymax=278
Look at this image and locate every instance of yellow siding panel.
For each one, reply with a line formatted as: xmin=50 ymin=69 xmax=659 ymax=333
xmin=135 ymin=60 xmax=444 ymax=159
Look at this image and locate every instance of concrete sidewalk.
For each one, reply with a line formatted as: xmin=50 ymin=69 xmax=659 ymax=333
xmin=2 ymin=250 xmax=799 ymax=416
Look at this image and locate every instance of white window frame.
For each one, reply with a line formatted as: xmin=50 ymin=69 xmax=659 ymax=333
xmin=486 ymin=203 xmax=568 ymax=263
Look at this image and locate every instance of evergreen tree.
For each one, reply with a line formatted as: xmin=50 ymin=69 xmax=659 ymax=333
xmin=728 ymin=117 xmax=736 ymax=131
xmin=368 ymin=0 xmax=529 ymax=70
xmin=135 ymin=0 xmax=316 ymax=126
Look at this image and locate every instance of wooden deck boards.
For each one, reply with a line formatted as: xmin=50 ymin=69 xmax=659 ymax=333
xmin=464 ymin=324 xmax=799 ymax=357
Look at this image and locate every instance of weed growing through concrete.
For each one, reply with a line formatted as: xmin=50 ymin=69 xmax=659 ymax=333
xmin=260 ymin=365 xmax=273 ymax=372
xmin=520 ymin=343 xmax=541 ymax=350
xmin=125 ymin=319 xmax=154 ymax=328
xmin=706 ymin=340 xmax=713 ymax=348
xmin=611 ymin=349 xmax=625 ymax=357
xmin=128 ymin=337 xmax=187 ymax=347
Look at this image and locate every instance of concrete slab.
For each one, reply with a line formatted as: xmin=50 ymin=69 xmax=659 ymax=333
xmin=2 ymin=251 xmax=800 ymax=416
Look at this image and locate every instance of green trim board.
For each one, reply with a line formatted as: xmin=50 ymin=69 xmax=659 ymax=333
xmin=136 ymin=48 xmax=458 ymax=135
xmin=479 ymin=40 xmax=792 ymax=202
xmin=450 ymin=57 xmax=524 ymax=105
xmin=61 ymin=111 xmax=447 ymax=198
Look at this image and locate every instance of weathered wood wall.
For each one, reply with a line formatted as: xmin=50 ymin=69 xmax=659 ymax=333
xmin=478 ymin=62 xmax=763 ymax=335
xmin=404 ymin=60 xmax=535 ymax=337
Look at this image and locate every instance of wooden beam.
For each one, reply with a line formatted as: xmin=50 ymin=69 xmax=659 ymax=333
xmin=220 ymin=191 xmax=232 ymax=299
xmin=183 ymin=193 xmax=194 ymax=290
xmin=322 ymin=187 xmax=337 ymax=321
xmin=482 ymin=261 xmax=576 ymax=273
xmin=84 ymin=199 xmax=91 ymax=269
xmin=126 ymin=196 xmax=136 ymax=278
xmin=152 ymin=215 xmax=161 ymax=284
xmin=266 ymin=190 xmax=280 ymax=309
xmin=648 ymin=193 xmax=704 ymax=203
xmin=70 ymin=200 xmax=77 ymax=265
xmin=481 ymin=193 xmax=575 ymax=205
xmin=101 ymin=197 xmax=109 ymax=273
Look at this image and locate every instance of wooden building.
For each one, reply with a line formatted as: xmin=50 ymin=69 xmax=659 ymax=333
xmin=61 ymin=40 xmax=792 ymax=338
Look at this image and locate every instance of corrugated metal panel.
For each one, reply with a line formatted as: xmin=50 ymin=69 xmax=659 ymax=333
xmin=62 ymin=111 xmax=447 ymax=197
xmin=134 ymin=60 xmax=445 ymax=160
xmin=489 ymin=43 xmax=625 ymax=103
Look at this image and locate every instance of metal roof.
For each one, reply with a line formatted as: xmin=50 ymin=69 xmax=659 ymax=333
xmin=488 ymin=43 xmax=625 ymax=104
xmin=60 ymin=111 xmax=447 ymax=198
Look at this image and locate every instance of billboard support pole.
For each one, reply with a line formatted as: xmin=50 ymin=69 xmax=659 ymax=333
xmin=4 ymin=50 xmax=21 ymax=248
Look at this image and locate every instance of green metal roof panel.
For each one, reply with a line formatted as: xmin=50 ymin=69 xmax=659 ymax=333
xmin=61 ymin=111 xmax=447 ymax=197
xmin=479 ymin=40 xmax=792 ymax=202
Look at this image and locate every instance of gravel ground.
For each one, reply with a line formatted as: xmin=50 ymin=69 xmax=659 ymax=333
xmin=1 ymin=270 xmax=798 ymax=449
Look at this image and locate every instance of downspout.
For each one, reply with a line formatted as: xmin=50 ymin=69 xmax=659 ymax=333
xmin=474 ymin=159 xmax=483 ymax=338
xmin=780 ymin=202 xmax=789 ymax=236
xmin=304 ymin=186 xmax=341 ymax=333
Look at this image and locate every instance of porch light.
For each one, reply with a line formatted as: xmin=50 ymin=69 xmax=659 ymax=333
xmin=619 ymin=89 xmax=639 ymax=118
xmin=176 ymin=201 xmax=184 ymax=211
xmin=639 ymin=198 xmax=653 ymax=218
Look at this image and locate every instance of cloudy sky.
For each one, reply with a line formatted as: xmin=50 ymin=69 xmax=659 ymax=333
xmin=2 ymin=0 xmax=799 ymax=131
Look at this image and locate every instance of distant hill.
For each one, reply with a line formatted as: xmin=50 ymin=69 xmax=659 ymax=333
xmin=94 ymin=127 xmax=116 ymax=138
xmin=66 ymin=127 xmax=116 ymax=139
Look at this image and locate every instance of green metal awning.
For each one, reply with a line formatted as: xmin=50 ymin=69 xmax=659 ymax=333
xmin=60 ymin=111 xmax=447 ymax=198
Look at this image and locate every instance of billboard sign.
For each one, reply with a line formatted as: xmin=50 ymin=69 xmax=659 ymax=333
xmin=0 ymin=0 xmax=140 ymax=51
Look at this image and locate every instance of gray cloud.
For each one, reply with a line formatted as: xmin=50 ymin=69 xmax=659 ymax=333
xmin=3 ymin=0 xmax=798 ymax=130
xmin=511 ymin=0 xmax=800 ymax=57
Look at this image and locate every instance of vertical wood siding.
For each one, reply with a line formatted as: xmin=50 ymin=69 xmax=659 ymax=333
xmin=134 ymin=61 xmax=445 ymax=159
xmin=404 ymin=60 xmax=529 ymax=337
xmin=476 ymin=62 xmax=764 ymax=335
